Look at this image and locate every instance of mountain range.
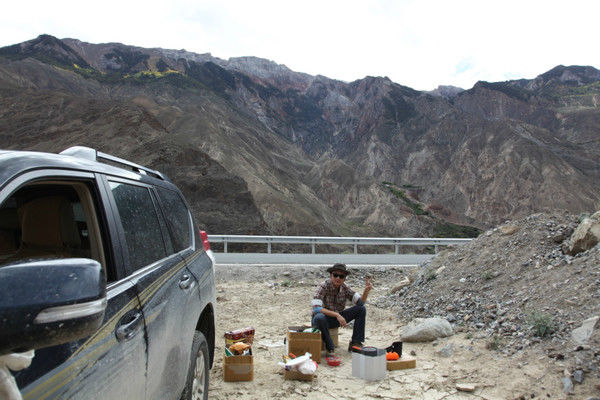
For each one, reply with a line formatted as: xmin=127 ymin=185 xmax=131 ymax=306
xmin=1 ymin=34 xmax=598 ymax=238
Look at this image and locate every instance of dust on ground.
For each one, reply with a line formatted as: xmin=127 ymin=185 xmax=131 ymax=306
xmin=208 ymin=211 xmax=600 ymax=399
xmin=208 ymin=273 xmax=596 ymax=399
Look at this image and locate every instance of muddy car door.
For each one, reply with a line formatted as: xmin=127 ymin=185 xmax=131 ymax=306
xmin=0 ymin=173 xmax=148 ymax=400
xmin=105 ymin=178 xmax=200 ymax=400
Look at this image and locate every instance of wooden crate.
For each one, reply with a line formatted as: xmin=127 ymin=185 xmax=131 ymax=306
xmin=386 ymin=356 xmax=416 ymax=370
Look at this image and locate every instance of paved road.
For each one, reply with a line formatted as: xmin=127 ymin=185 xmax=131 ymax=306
xmin=212 ymin=252 xmax=432 ymax=265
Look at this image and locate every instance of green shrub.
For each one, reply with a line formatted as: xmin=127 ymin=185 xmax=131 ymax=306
xmin=527 ymin=310 xmax=556 ymax=337
xmin=387 ymin=186 xmax=428 ymax=215
xmin=486 ymin=334 xmax=503 ymax=350
xmin=433 ymin=222 xmax=481 ymax=238
xmin=424 ymin=269 xmax=437 ymax=282
xmin=482 ymin=271 xmax=494 ymax=281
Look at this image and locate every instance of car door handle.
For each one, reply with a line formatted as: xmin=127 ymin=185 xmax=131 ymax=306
xmin=179 ymin=274 xmax=192 ymax=290
xmin=115 ymin=311 xmax=143 ymax=342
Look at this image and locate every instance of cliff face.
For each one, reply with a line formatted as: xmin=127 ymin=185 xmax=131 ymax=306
xmin=0 ymin=35 xmax=598 ymax=236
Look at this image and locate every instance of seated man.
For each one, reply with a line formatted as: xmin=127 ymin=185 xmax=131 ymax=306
xmin=311 ymin=263 xmax=372 ymax=356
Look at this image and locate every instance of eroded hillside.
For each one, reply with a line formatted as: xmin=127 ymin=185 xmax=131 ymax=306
xmin=1 ymin=35 xmax=599 ymax=236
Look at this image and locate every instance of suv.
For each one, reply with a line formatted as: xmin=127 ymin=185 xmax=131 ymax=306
xmin=0 ymin=146 xmax=216 ymax=400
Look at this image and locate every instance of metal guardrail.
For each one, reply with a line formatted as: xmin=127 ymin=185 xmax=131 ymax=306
xmin=207 ymin=235 xmax=472 ymax=265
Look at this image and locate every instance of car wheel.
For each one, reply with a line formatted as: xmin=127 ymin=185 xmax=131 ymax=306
xmin=180 ymin=331 xmax=209 ymax=400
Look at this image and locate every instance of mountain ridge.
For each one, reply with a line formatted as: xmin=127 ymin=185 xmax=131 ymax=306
xmin=0 ymin=34 xmax=598 ymax=236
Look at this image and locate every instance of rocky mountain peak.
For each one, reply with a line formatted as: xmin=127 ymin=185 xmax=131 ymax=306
xmin=538 ymin=65 xmax=600 ymax=85
xmin=224 ymin=56 xmax=289 ymax=75
xmin=0 ymin=34 xmax=90 ymax=68
xmin=428 ymin=85 xmax=465 ymax=99
xmin=506 ymin=65 xmax=600 ymax=92
xmin=354 ymin=75 xmax=393 ymax=87
xmin=221 ymin=56 xmax=314 ymax=90
xmin=1 ymin=35 xmax=599 ymax=238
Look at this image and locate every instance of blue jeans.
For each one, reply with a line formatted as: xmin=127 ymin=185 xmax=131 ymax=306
xmin=311 ymin=304 xmax=366 ymax=352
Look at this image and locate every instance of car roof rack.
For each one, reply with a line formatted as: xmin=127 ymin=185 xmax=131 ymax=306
xmin=60 ymin=146 xmax=167 ymax=181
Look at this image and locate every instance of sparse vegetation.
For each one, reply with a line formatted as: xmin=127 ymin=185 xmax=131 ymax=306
xmin=72 ymin=63 xmax=202 ymax=89
xmin=527 ymin=310 xmax=556 ymax=337
xmin=386 ymin=185 xmax=428 ymax=216
xmin=482 ymin=271 xmax=494 ymax=280
xmin=486 ymin=334 xmax=503 ymax=350
xmin=104 ymin=48 xmax=150 ymax=73
xmin=156 ymin=58 xmax=169 ymax=72
xmin=433 ymin=222 xmax=481 ymax=238
xmin=424 ymin=269 xmax=437 ymax=282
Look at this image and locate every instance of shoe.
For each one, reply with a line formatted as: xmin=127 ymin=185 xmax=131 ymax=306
xmin=348 ymin=341 xmax=363 ymax=352
xmin=326 ymin=349 xmax=336 ymax=357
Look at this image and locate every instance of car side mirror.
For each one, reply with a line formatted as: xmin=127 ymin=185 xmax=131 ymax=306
xmin=0 ymin=258 xmax=107 ymax=356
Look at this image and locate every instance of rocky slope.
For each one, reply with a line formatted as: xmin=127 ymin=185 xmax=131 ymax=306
xmin=375 ymin=210 xmax=600 ymax=392
xmin=1 ymin=34 xmax=599 ymax=236
xmin=0 ymin=79 xmax=267 ymax=234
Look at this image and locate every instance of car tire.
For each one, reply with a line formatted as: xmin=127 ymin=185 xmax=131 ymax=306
xmin=180 ymin=331 xmax=209 ymax=400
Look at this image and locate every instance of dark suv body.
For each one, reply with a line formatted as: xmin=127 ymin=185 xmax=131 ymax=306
xmin=0 ymin=146 xmax=216 ymax=400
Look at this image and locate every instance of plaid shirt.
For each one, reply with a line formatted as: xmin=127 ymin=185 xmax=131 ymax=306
xmin=313 ymin=278 xmax=356 ymax=313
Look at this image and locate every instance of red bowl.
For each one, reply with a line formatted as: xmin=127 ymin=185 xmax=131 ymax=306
xmin=326 ymin=356 xmax=341 ymax=366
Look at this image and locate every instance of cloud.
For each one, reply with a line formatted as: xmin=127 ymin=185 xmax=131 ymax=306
xmin=1 ymin=0 xmax=599 ymax=90
xmin=455 ymin=60 xmax=474 ymax=75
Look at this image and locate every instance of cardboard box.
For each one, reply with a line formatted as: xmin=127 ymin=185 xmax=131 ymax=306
xmin=320 ymin=327 xmax=339 ymax=350
xmin=386 ymin=356 xmax=416 ymax=370
xmin=287 ymin=327 xmax=322 ymax=363
xmin=223 ymin=354 xmax=254 ymax=381
xmin=284 ymin=369 xmax=316 ymax=381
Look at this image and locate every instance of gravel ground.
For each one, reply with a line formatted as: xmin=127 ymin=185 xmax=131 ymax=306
xmin=207 ymin=211 xmax=600 ymax=399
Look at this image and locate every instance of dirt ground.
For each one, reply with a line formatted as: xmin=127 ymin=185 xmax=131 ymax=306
xmin=207 ymin=265 xmax=597 ymax=400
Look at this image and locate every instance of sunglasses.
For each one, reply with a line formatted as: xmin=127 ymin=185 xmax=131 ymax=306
xmin=332 ymin=273 xmax=346 ymax=279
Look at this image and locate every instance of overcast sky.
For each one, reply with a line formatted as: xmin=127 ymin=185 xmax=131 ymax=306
xmin=2 ymin=0 xmax=598 ymax=91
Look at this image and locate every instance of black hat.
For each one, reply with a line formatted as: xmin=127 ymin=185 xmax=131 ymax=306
xmin=327 ymin=263 xmax=350 ymax=276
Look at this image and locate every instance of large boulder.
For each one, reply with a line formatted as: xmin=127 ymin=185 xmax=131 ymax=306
xmin=571 ymin=316 xmax=599 ymax=345
xmin=400 ymin=317 xmax=454 ymax=342
xmin=563 ymin=211 xmax=600 ymax=256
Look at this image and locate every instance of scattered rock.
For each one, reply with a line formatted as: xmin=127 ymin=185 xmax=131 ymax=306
xmin=390 ymin=277 xmax=411 ymax=293
xmin=500 ymin=224 xmax=519 ymax=235
xmin=456 ymin=383 xmax=476 ymax=392
xmin=562 ymin=376 xmax=573 ymax=394
xmin=436 ymin=343 xmax=455 ymax=357
xmin=380 ymin=211 xmax=600 ymax=379
xmin=563 ymin=211 xmax=600 ymax=255
xmin=573 ymin=369 xmax=584 ymax=384
xmin=400 ymin=318 xmax=454 ymax=342
xmin=571 ymin=316 xmax=599 ymax=345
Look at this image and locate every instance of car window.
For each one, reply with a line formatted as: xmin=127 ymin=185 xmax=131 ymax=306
xmin=0 ymin=181 xmax=109 ymax=278
xmin=156 ymin=188 xmax=192 ymax=253
xmin=109 ymin=182 xmax=167 ymax=271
